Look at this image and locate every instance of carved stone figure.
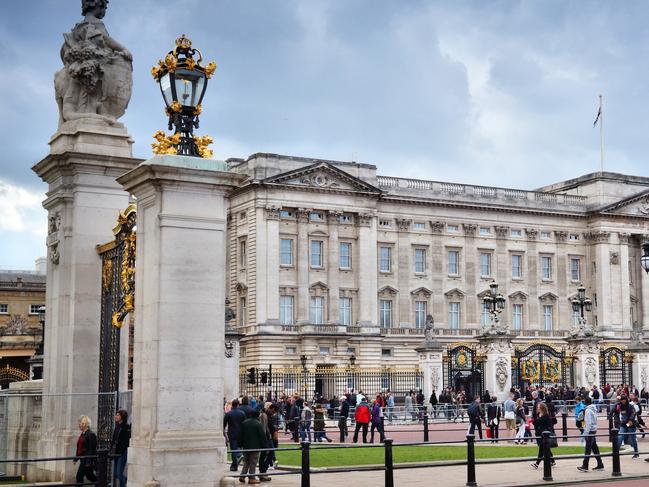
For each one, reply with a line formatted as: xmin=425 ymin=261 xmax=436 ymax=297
xmin=54 ymin=0 xmax=132 ymax=127
xmin=495 ymin=357 xmax=509 ymax=390
xmin=224 ymin=340 xmax=235 ymax=358
xmin=610 ymin=251 xmax=620 ymax=265
xmin=225 ymin=298 xmax=236 ymax=323
xmin=641 ymin=367 xmax=648 ymax=391
xmin=4 ymin=315 xmax=29 ymax=335
xmin=47 ymin=211 xmax=61 ymax=265
xmin=424 ymin=315 xmax=435 ymax=343
xmin=430 ymin=366 xmax=441 ymax=392
xmin=584 ymin=356 xmax=597 ymax=386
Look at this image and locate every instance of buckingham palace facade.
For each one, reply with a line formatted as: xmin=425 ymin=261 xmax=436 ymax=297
xmin=225 ymin=152 xmax=649 ymax=385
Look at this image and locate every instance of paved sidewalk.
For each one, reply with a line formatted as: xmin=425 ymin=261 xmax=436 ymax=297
xmin=257 ymin=447 xmax=649 ymax=486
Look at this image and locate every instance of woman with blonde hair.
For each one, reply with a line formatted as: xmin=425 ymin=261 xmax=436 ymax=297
xmin=514 ymin=398 xmax=526 ymax=444
xmin=73 ymin=415 xmax=97 ymax=484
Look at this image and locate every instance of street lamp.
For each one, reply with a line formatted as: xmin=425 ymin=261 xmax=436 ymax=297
xmin=570 ymin=284 xmax=594 ymax=337
xmin=641 ymin=242 xmax=649 ymax=274
xmin=483 ymin=282 xmax=506 ymax=319
xmin=349 ymin=354 xmax=356 ymax=367
xmin=151 ymin=34 xmax=217 ymax=158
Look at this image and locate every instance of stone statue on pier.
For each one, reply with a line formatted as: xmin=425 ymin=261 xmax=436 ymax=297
xmin=54 ymin=0 xmax=132 ymax=127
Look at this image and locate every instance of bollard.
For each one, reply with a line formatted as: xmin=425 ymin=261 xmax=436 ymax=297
xmin=466 ymin=434 xmax=477 ymax=487
xmin=611 ymin=428 xmax=621 ymax=477
xmin=561 ymin=412 xmax=568 ymax=442
xmin=384 ymin=438 xmax=394 ymax=487
xmin=424 ymin=413 xmax=429 ymax=442
xmin=96 ymin=449 xmax=109 ymax=487
xmin=542 ymin=431 xmax=553 ymax=481
xmin=301 ymin=441 xmax=311 ymax=487
xmin=608 ymin=416 xmax=614 ymax=442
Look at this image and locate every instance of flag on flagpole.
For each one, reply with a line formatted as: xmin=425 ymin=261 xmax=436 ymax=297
xmin=593 ymin=104 xmax=602 ymax=127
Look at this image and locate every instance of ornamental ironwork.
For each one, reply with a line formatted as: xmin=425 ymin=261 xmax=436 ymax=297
xmin=512 ymin=343 xmax=573 ymax=389
xmin=446 ymin=345 xmax=484 ymax=399
xmin=96 ymin=204 xmax=136 ymax=448
xmin=599 ymin=346 xmax=632 ymax=387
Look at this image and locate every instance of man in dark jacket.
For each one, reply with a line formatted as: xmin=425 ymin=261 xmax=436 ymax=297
xmin=467 ymin=396 xmax=484 ymax=439
xmin=339 ymin=395 xmax=350 ymax=442
xmin=239 ymin=410 xmax=267 ymax=484
xmin=615 ymin=395 xmax=639 ymax=458
xmin=429 ymin=390 xmax=438 ymax=418
xmin=239 ymin=396 xmax=255 ymax=418
xmin=224 ymin=399 xmax=247 ymax=471
xmin=111 ymin=409 xmax=131 ymax=487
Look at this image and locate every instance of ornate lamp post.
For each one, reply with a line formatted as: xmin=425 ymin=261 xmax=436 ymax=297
xmin=570 ymin=285 xmax=594 ymax=337
xmin=641 ymin=242 xmax=649 ymax=274
xmin=482 ymin=282 xmax=507 ymax=334
xmin=151 ymin=35 xmax=217 ymax=158
xmin=300 ymin=354 xmax=308 ymax=399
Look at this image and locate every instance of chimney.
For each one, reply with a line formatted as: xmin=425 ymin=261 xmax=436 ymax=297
xmin=35 ymin=257 xmax=47 ymax=275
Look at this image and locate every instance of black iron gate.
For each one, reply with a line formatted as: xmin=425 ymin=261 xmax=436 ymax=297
xmin=445 ymin=345 xmax=484 ymax=399
xmin=600 ymin=347 xmax=632 ymax=387
xmin=96 ymin=205 xmax=136 ymax=448
xmin=512 ymin=343 xmax=573 ymax=390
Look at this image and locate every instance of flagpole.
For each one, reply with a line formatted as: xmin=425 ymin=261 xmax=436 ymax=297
xmin=599 ymin=94 xmax=604 ymax=173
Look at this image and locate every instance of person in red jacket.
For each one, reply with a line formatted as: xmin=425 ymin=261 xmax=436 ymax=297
xmin=353 ymin=397 xmax=371 ymax=443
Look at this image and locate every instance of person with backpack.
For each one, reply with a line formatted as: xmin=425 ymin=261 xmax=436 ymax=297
xmin=614 ymin=394 xmax=639 ymax=459
xmin=574 ymin=396 xmax=586 ymax=435
xmin=577 ymin=396 xmax=605 ymax=472
xmin=486 ymin=396 xmax=501 ymax=443
xmin=467 ymin=396 xmax=484 ymax=439
xmin=353 ymin=396 xmax=371 ymax=443
xmin=300 ymin=402 xmax=313 ymax=443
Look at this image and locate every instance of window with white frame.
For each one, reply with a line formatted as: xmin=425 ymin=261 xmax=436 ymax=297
xmin=448 ymin=302 xmax=461 ymax=329
xmin=447 ymin=224 xmax=459 ymax=233
xmin=481 ymin=301 xmax=490 ymax=326
xmin=239 ymin=239 xmax=247 ymax=266
xmin=512 ymin=304 xmax=523 ymax=330
xmin=542 ymin=305 xmax=553 ymax=331
xmin=415 ymin=301 xmax=427 ymax=328
xmin=379 ymin=299 xmax=392 ymax=327
xmin=310 ymin=240 xmax=323 ymax=267
xmin=379 ymin=246 xmax=392 ymax=272
xmin=379 ymin=219 xmax=392 ymax=228
xmin=285 ymin=346 xmax=297 ymax=354
xmin=479 ymin=252 xmax=491 ymax=277
xmin=340 ymin=242 xmax=352 ymax=269
xmin=541 ymin=256 xmax=553 ymax=280
xmin=511 ymin=254 xmax=522 ymax=278
xmin=340 ymin=297 xmax=352 ymax=326
xmin=479 ymin=227 xmax=491 ymax=236
xmin=413 ymin=222 xmax=426 ymax=230
xmin=414 ymin=248 xmax=426 ymax=273
xmin=0 ymin=304 xmax=7 ymax=314
xmin=280 ymin=209 xmax=294 ymax=219
xmin=319 ymin=346 xmax=330 ymax=355
xmin=309 ymin=211 xmax=323 ymax=221
xmin=29 ymin=304 xmax=42 ymax=315
xmin=511 ymin=229 xmax=522 ymax=237
xmin=569 ymin=234 xmax=579 ymax=241
xmin=540 ymin=231 xmax=551 ymax=240
xmin=280 ymin=296 xmax=294 ymax=325
xmin=448 ymin=250 xmax=459 ymax=275
xmin=310 ymin=296 xmax=324 ymax=324
xmin=239 ymin=297 xmax=247 ymax=326
xmin=570 ymin=258 xmax=580 ymax=281
xmin=339 ymin=214 xmax=352 ymax=224
xmin=572 ymin=308 xmax=580 ymax=327
xmin=280 ymin=238 xmax=293 ymax=266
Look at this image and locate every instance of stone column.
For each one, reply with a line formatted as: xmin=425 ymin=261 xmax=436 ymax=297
xmin=568 ymin=340 xmax=600 ymax=388
xmin=526 ymin=229 xmax=540 ymax=330
xmin=32 ymin=122 xmax=139 ymax=481
xmin=416 ymin=340 xmax=444 ymax=404
xmin=117 ymin=155 xmax=245 ymax=487
xmin=628 ymin=343 xmax=649 ymax=392
xmin=396 ymin=218 xmax=412 ymax=326
xmin=640 ymin=236 xmax=649 ymax=333
xmin=265 ymin=207 xmax=281 ymax=322
xmin=296 ymin=209 xmax=310 ymax=324
xmin=327 ymin=211 xmax=340 ymax=323
xmin=589 ymin=231 xmax=613 ymax=333
xmin=478 ymin=335 xmax=514 ymax=402
xmin=358 ymin=213 xmax=377 ymax=326
xmin=223 ymin=326 xmax=245 ymax=402
xmin=430 ymin=222 xmax=445 ymax=320
xmin=619 ymin=233 xmax=632 ymax=331
xmin=463 ymin=224 xmax=478 ymax=325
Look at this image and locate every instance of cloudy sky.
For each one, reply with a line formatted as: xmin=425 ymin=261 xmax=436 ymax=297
xmin=2 ymin=0 xmax=649 ymax=268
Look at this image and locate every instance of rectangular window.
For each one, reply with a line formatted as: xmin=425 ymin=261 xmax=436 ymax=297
xmin=479 ymin=227 xmax=491 ymax=235
xmin=480 ymin=252 xmax=491 ymax=277
xmin=239 ymin=297 xmax=247 ymax=326
xmin=415 ymin=301 xmax=427 ymax=328
xmin=280 ymin=209 xmax=294 ymax=219
xmin=310 ymin=296 xmax=324 ymax=324
xmin=512 ymin=304 xmax=523 ymax=330
xmin=280 ymin=238 xmax=294 ymax=266
xmin=279 ymin=296 xmax=294 ymax=325
xmin=447 ymin=224 xmax=459 ymax=233
xmin=448 ymin=250 xmax=459 ymax=275
xmin=340 ymin=297 xmax=352 ymax=326
xmin=239 ymin=239 xmax=247 ymax=266
xmin=340 ymin=242 xmax=352 ymax=269
xmin=347 ymin=347 xmax=356 ymax=355
xmin=29 ymin=304 xmax=42 ymax=315
xmin=511 ymin=229 xmax=522 ymax=237
xmin=0 ymin=304 xmax=7 ymax=314
xmin=541 ymin=256 xmax=552 ymax=280
xmin=511 ymin=254 xmax=522 ymax=278
xmin=448 ymin=302 xmax=460 ymax=329
xmin=540 ymin=231 xmax=551 ymax=240
xmin=319 ymin=346 xmax=330 ymax=355
xmin=481 ymin=302 xmax=490 ymax=326
xmin=339 ymin=214 xmax=352 ymax=224
xmin=379 ymin=219 xmax=392 ymax=227
xmin=543 ymin=305 xmax=553 ymax=331
xmin=310 ymin=240 xmax=323 ymax=267
xmin=629 ymin=260 xmax=633 ymax=285
xmin=572 ymin=309 xmax=580 ymax=327
xmin=414 ymin=248 xmax=426 ymax=273
xmin=309 ymin=212 xmax=323 ymax=221
xmin=379 ymin=299 xmax=392 ymax=327
xmin=569 ymin=234 xmax=579 ymax=241
xmin=413 ymin=222 xmax=426 ymax=230
xmin=381 ymin=348 xmax=392 ymax=357
xmin=379 ymin=246 xmax=392 ymax=272
xmin=285 ymin=346 xmax=297 ymax=354
xmin=570 ymin=258 xmax=580 ymax=281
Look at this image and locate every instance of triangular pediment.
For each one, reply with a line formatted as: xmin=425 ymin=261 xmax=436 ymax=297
xmin=444 ymin=288 xmax=466 ymax=299
xmin=598 ymin=189 xmax=649 ymax=216
xmin=539 ymin=292 xmax=558 ymax=302
xmin=310 ymin=281 xmax=329 ymax=290
xmin=378 ymin=285 xmax=399 ymax=296
xmin=263 ymin=162 xmax=382 ymax=194
xmin=509 ymin=291 xmax=529 ymax=301
xmin=411 ymin=287 xmax=432 ymax=297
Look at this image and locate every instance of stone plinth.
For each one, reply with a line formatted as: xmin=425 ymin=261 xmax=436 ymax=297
xmin=117 ymin=155 xmax=246 ymax=487
xmin=567 ymin=339 xmax=600 ymax=388
xmin=477 ymin=334 xmax=514 ymax=402
xmin=32 ymin=124 xmax=140 ymax=481
xmin=416 ymin=339 xmax=444 ymax=404
xmin=627 ymin=341 xmax=649 ymax=392
xmin=224 ymin=325 xmax=245 ymax=402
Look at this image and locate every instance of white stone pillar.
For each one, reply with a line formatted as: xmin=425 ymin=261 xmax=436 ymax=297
xmin=32 ymin=122 xmax=138 ymax=481
xmin=569 ymin=340 xmax=600 ymax=388
xmin=630 ymin=347 xmax=649 ymax=392
xmin=619 ymin=233 xmax=632 ymax=331
xmin=296 ymin=209 xmax=310 ymax=323
xmin=327 ymin=211 xmax=340 ymax=323
xmin=265 ymin=207 xmax=280 ymax=322
xmin=592 ymin=232 xmax=613 ymax=332
xmin=358 ymin=213 xmax=377 ymax=325
xmin=416 ymin=343 xmax=444 ymax=406
xmin=118 ymin=155 xmax=245 ymax=487
xmin=478 ymin=336 xmax=514 ymax=402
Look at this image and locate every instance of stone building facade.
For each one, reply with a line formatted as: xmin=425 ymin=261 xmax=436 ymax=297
xmin=225 ymin=153 xmax=649 ymax=384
